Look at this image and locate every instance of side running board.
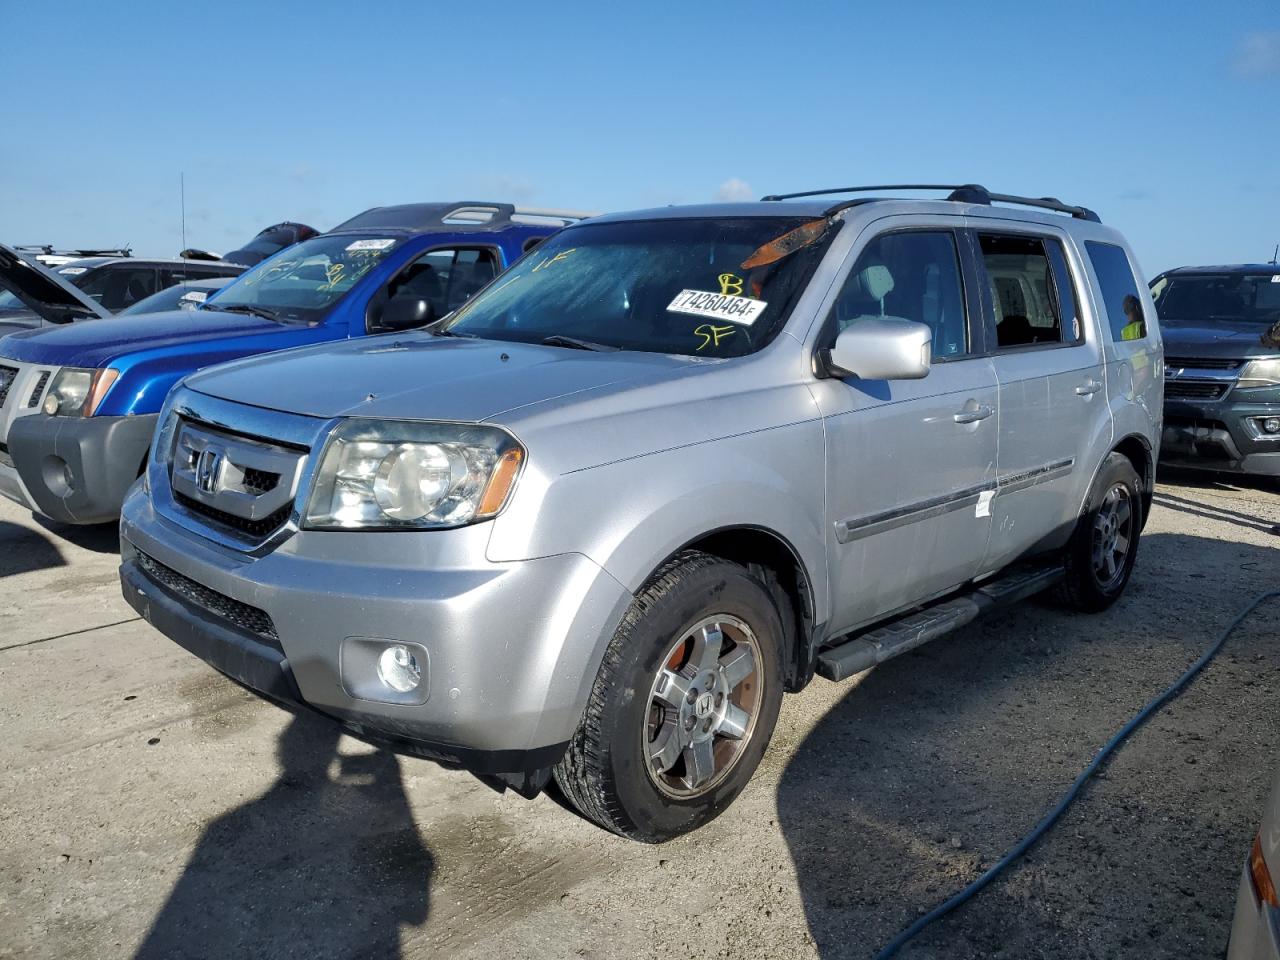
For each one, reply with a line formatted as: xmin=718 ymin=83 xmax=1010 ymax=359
xmin=815 ymin=562 xmax=1064 ymax=682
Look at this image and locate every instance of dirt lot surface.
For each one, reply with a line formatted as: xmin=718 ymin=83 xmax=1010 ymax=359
xmin=1 ymin=471 xmax=1277 ymax=960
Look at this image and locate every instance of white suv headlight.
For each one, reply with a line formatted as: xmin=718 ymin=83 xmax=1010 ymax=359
xmin=1238 ymin=358 xmax=1280 ymax=390
xmin=303 ymin=419 xmax=524 ymax=530
xmin=43 ymin=367 xmax=118 ymax=417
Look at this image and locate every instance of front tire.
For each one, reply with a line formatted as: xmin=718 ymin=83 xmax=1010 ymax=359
xmin=1059 ymin=452 xmax=1143 ymax=612
xmin=553 ymin=551 xmax=784 ymax=842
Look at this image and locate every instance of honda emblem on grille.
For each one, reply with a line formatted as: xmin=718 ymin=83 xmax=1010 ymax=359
xmin=194 ymin=446 xmax=226 ymax=495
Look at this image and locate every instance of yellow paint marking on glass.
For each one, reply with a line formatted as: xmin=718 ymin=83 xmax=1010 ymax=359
xmin=718 ymin=273 xmax=744 ymax=296
xmin=694 ymin=323 xmax=738 ymax=351
xmin=531 ymin=248 xmax=577 ymax=273
xmin=318 ymin=262 xmax=345 ymax=291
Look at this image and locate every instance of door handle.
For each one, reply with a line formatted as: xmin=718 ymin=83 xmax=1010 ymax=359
xmin=953 ymin=402 xmax=995 ymax=424
xmin=1075 ymin=379 xmax=1103 ymax=396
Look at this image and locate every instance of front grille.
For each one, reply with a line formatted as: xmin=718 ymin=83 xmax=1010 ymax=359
xmin=1165 ymin=381 xmax=1229 ymax=400
xmin=1165 ymin=357 xmax=1243 ymax=371
xmin=174 ymin=491 xmax=294 ymax=538
xmin=135 ymin=549 xmax=280 ymax=646
xmin=0 ymin=365 xmax=16 ymax=409
xmin=240 ymin=467 xmax=280 ymax=495
xmin=168 ymin=418 xmax=303 ymax=543
xmin=26 ymin=371 xmax=50 ymax=408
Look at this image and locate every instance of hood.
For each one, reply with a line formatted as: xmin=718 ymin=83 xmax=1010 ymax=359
xmin=186 ymin=334 xmax=702 ymax=423
xmin=1159 ymin=315 xmax=1280 ymax=360
xmin=0 ymin=308 xmax=291 ymax=368
xmin=0 ymin=243 xmax=111 ymax=325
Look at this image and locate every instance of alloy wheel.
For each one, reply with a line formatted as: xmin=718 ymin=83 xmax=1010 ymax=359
xmin=1092 ymin=482 xmax=1134 ymax=589
xmin=644 ymin=615 xmax=762 ymax=799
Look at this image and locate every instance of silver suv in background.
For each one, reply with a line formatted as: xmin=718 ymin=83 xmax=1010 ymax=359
xmin=120 ymin=184 xmax=1162 ymax=841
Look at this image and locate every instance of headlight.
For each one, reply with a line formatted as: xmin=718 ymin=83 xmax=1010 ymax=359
xmin=42 ymin=367 xmax=118 ymax=417
xmin=303 ymin=419 xmax=524 ymax=530
xmin=1238 ymin=358 xmax=1280 ymax=390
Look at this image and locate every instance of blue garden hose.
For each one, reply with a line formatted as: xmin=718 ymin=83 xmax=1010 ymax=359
xmin=875 ymin=590 xmax=1280 ymax=960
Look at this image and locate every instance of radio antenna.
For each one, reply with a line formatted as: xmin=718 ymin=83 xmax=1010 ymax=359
xmin=1270 ymin=243 xmax=1278 ymax=265
xmin=180 ymin=172 xmax=187 ymax=257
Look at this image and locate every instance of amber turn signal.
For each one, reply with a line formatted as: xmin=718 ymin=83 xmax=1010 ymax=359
xmin=1251 ymin=832 xmax=1279 ymax=908
xmin=477 ymin=447 xmax=524 ymax=517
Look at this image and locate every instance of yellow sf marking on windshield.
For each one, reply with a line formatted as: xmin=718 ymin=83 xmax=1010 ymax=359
xmin=694 ymin=324 xmax=737 ymax=351
xmin=718 ymin=273 xmax=744 ymax=296
xmin=531 ymin=248 xmax=577 ymax=272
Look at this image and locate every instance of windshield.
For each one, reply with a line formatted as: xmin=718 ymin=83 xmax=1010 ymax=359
xmin=209 ymin=234 xmax=402 ymax=322
xmin=1151 ymin=273 xmax=1280 ymax=325
xmin=442 ymin=216 xmax=839 ymax=357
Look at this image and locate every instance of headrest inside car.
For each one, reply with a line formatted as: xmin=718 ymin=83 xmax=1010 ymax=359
xmin=858 ymin=264 xmax=895 ymax=301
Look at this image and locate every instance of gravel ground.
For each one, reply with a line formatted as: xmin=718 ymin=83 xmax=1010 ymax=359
xmin=0 ymin=470 xmax=1277 ymax=960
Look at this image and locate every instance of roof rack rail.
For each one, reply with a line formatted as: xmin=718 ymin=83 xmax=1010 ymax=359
xmin=760 ymin=183 xmax=1100 ymax=223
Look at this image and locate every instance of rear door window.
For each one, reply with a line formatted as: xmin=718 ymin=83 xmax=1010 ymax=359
xmin=75 ymin=267 xmax=160 ymax=311
xmin=1086 ymin=241 xmax=1148 ymax=342
xmin=978 ymin=234 xmax=1079 ymax=348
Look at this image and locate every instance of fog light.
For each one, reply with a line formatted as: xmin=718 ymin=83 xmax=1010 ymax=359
xmin=1263 ymin=417 xmax=1280 ymax=435
xmin=376 ymin=644 xmax=422 ymax=693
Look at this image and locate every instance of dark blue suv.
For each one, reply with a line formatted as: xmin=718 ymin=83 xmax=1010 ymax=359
xmin=0 ymin=203 xmax=590 ymax=524
xmin=1152 ymin=264 xmax=1280 ymax=478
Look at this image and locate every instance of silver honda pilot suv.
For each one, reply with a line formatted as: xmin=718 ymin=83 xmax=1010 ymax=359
xmin=120 ymin=185 xmax=1163 ymax=841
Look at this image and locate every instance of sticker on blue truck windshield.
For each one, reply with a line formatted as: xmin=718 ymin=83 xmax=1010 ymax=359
xmin=666 ymin=289 xmax=767 ymax=326
xmin=345 ymin=238 xmax=396 ymax=252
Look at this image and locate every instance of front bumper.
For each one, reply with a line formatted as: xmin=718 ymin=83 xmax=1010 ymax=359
xmin=3 ymin=413 xmax=158 ymax=523
xmin=119 ymin=483 xmax=633 ymax=775
xmin=1160 ymin=396 xmax=1280 ymax=477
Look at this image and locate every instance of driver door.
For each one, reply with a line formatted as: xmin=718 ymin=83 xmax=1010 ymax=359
xmin=810 ymin=223 xmax=999 ymax=636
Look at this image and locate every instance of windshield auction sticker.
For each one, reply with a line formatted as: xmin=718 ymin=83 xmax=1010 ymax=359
xmin=666 ymin=290 xmax=767 ymax=326
xmin=345 ymin=238 xmax=396 ymax=252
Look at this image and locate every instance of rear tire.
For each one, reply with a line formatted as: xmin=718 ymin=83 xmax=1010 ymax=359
xmin=1058 ymin=452 xmax=1143 ymax=612
xmin=553 ymin=551 xmax=784 ymax=842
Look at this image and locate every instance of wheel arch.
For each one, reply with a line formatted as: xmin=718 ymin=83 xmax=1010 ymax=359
xmin=1112 ymin=432 xmax=1155 ymax=527
xmin=660 ymin=525 xmax=819 ymax=693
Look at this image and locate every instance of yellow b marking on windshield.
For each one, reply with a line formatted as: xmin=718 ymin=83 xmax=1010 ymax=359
xmin=319 ymin=262 xmax=345 ymax=291
xmin=694 ymin=324 xmax=737 ymax=351
xmin=718 ymin=273 xmax=744 ymax=296
xmin=531 ymin=248 xmax=577 ymax=273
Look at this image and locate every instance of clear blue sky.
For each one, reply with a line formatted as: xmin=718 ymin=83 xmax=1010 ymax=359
xmin=2 ymin=0 xmax=1277 ymax=276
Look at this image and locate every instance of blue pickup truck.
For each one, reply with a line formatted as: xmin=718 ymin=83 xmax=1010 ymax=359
xmin=0 ymin=202 xmax=589 ymax=524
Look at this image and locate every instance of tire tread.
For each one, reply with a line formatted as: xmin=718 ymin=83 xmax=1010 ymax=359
xmin=553 ymin=550 xmax=727 ymax=841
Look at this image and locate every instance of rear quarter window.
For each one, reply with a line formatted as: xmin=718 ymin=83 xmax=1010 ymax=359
xmin=1085 ymin=241 xmax=1148 ymax=342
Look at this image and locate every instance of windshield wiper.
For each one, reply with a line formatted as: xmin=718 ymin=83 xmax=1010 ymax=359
xmin=540 ymin=334 xmax=621 ymax=352
xmin=204 ymin=302 xmax=281 ymax=322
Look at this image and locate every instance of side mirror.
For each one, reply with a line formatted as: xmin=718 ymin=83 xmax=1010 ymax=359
xmin=827 ymin=317 xmax=932 ymax=381
xmin=379 ymin=296 xmax=435 ymax=332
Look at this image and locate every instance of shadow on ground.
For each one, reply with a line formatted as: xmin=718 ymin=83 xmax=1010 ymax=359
xmin=0 ymin=520 xmax=66 ymax=578
xmin=778 ymin=532 xmax=1280 ymax=960
xmin=34 ymin=516 xmax=120 ymax=554
xmin=135 ymin=711 xmax=433 ymax=960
